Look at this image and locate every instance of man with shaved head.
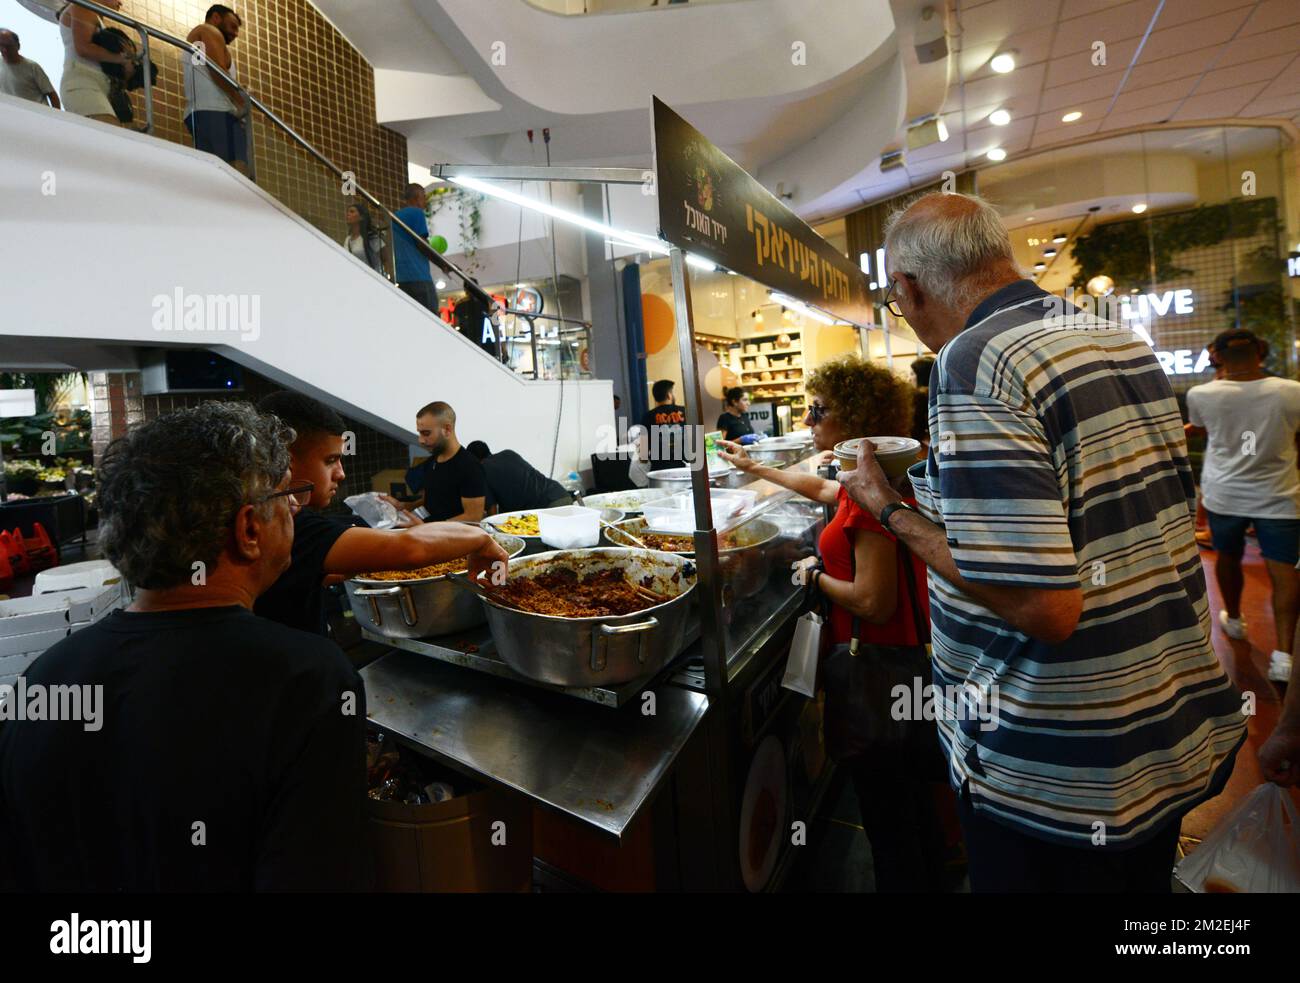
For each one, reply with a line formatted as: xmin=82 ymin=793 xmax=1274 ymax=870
xmin=839 ymin=192 xmax=1245 ymax=892
xmin=385 ymin=401 xmax=486 ymax=522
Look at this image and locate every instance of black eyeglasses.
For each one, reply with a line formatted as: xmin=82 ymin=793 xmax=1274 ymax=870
xmin=258 ymin=480 xmax=314 ymax=508
xmin=808 ymin=401 xmax=829 ymax=424
xmin=883 ymin=273 xmax=915 ymax=318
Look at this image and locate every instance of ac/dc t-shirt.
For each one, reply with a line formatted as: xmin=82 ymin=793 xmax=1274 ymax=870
xmin=640 ymin=404 xmax=687 ymax=470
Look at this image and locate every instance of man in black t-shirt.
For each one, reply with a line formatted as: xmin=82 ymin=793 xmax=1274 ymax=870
xmin=0 ymin=403 xmax=369 ymax=891
xmin=639 ymin=379 xmax=688 ymax=471
xmin=255 ymin=393 xmax=506 ymax=635
xmin=466 ymin=441 xmax=570 ymax=513
xmin=387 ymin=401 xmax=488 ymax=523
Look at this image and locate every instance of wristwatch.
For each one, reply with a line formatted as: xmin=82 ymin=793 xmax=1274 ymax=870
xmin=878 ymin=501 xmax=918 ymax=534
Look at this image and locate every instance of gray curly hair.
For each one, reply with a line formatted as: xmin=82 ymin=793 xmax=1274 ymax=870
xmin=98 ymin=401 xmax=295 ymax=590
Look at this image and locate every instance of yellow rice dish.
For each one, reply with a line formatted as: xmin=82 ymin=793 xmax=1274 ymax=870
xmin=494 ymin=513 xmax=539 ymax=536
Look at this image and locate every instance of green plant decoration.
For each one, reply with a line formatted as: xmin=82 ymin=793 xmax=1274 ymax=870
xmin=1070 ymin=197 xmax=1291 ymax=376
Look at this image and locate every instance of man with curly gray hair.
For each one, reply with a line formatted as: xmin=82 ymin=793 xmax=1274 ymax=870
xmin=0 ymin=402 xmax=370 ymax=890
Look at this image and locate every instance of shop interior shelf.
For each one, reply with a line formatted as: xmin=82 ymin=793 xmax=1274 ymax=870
xmin=362 ymin=614 xmax=701 ymax=709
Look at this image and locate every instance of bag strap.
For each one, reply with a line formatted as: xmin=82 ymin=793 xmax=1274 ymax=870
xmin=895 ymin=539 xmax=930 ymax=647
xmin=845 ymin=524 xmax=929 ymax=652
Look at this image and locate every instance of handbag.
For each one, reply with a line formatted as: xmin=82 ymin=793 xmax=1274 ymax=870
xmin=822 ymin=536 xmax=932 ymax=762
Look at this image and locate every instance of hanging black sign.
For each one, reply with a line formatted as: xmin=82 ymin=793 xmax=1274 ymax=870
xmin=651 ymin=97 xmax=873 ymax=327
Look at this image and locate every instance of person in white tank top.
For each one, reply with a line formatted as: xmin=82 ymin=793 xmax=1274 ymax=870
xmin=183 ymin=5 xmax=249 ymax=173
xmin=58 ymin=0 xmax=133 ymax=124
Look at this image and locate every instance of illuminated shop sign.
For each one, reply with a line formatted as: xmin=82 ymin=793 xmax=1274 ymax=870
xmin=1288 ymin=253 xmax=1299 ymax=277
xmin=1120 ymin=289 xmax=1195 ymax=319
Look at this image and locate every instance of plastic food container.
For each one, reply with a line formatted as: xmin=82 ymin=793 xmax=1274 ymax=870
xmin=641 ymin=489 xmax=759 ymax=533
xmin=538 ymin=505 xmax=602 ymax=549
xmin=833 ymin=436 xmax=922 ymax=477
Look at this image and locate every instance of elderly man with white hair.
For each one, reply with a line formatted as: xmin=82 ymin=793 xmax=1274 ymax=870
xmin=839 ymin=192 xmax=1246 ymax=893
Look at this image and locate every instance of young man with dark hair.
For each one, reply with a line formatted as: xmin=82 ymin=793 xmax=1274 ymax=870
xmin=0 ymin=403 xmax=369 ymax=890
xmin=387 ymin=401 xmax=487 ymax=522
xmin=255 ymin=392 xmax=505 ymax=635
xmin=393 ymin=183 xmax=438 ymax=313
xmin=639 ymin=379 xmax=687 ymax=470
xmin=0 ymin=29 xmax=60 ymax=108
xmin=1186 ymin=328 xmax=1300 ymax=682
xmin=184 ymin=4 xmax=247 ymax=171
xmin=466 ymin=441 xmax=570 ymax=513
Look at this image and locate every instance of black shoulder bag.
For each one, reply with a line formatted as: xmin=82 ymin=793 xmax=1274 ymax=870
xmin=822 ymin=536 xmax=933 ymax=762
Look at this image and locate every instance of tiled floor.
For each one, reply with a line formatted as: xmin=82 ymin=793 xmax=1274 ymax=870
xmin=795 ymin=538 xmax=1299 ymax=892
xmin=1182 ymin=538 xmax=1300 ymax=841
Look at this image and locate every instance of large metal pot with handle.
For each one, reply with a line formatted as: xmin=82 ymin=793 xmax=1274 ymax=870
xmin=605 ymin=516 xmax=781 ymax=601
xmin=478 ymin=548 xmax=696 ymax=687
xmin=345 ymin=533 xmax=526 ymax=639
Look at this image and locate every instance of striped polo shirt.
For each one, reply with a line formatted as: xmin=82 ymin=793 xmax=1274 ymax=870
xmin=909 ymin=279 xmax=1246 ymax=848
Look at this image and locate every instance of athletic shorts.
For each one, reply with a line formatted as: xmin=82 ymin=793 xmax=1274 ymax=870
xmin=1206 ymin=509 xmax=1300 ymax=565
xmin=185 ymin=111 xmax=248 ymax=167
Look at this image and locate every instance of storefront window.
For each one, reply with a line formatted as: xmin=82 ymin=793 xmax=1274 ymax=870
xmin=979 ymin=125 xmax=1297 ymax=393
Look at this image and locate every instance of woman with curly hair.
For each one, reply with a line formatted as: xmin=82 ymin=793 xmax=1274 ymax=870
xmin=719 ymin=353 xmax=949 ymax=892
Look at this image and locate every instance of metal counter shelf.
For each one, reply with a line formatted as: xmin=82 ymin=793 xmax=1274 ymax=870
xmin=359 ymin=610 xmax=699 ymax=708
xmin=360 ymin=647 xmax=709 ymax=840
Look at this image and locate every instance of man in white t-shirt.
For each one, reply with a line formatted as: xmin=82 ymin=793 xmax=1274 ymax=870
xmin=0 ymin=29 xmax=60 ymax=109
xmin=1186 ymin=328 xmax=1300 ymax=683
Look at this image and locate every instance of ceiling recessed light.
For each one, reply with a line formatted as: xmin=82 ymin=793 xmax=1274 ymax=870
xmin=1025 ymin=216 xmax=1036 ymax=223
xmin=1043 ymin=248 xmax=1057 ymax=257
xmin=991 ymin=52 xmax=1016 ymax=74
xmin=1131 ymin=203 xmax=1148 ymax=214
xmin=987 ymin=147 xmax=1007 ymax=162
xmin=989 ymin=108 xmax=1011 ymax=126
xmin=1061 ymin=111 xmax=1083 ymax=123
xmin=436 ymin=280 xmax=447 ymax=290
xmin=1034 ymin=262 xmax=1046 ymax=270
xmin=1052 ymin=234 xmax=1067 ymax=244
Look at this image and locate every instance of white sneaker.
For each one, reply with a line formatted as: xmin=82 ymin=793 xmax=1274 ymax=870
xmin=1218 ymin=610 xmax=1248 ymax=640
xmin=1269 ymin=650 xmax=1293 ymax=683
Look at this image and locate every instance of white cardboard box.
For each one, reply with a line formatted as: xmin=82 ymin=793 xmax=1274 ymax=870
xmin=0 ymin=627 xmax=70 ymax=659
xmin=0 ymin=594 xmax=72 ymax=636
xmin=0 ymin=650 xmax=42 ymax=678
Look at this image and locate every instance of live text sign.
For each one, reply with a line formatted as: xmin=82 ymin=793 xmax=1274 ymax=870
xmin=651 ymin=97 xmax=873 ymax=327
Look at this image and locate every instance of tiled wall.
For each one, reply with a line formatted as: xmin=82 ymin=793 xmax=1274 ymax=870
xmin=90 ymin=365 xmax=413 ymax=515
xmin=120 ymin=0 xmax=408 ymax=241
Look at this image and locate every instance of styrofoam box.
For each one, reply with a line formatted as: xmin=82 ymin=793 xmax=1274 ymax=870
xmin=0 ymin=594 xmax=73 ymax=636
xmin=0 ymin=627 xmax=70 ymax=659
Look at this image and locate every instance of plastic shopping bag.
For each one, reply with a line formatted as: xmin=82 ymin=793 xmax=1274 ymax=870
xmin=781 ymin=611 xmax=823 ymax=698
xmin=1174 ymin=783 xmax=1300 ymax=893
xmin=344 ymin=492 xmax=399 ymax=529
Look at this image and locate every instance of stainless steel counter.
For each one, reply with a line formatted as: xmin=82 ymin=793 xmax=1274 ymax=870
xmin=361 ymin=648 xmax=710 ymax=840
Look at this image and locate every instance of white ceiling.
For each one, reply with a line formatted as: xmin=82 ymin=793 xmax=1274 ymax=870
xmin=866 ymin=0 xmax=1300 ymax=219
xmin=311 ymin=0 xmax=1300 ymax=222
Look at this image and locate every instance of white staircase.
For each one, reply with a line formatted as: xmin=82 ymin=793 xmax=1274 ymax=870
xmin=0 ymin=95 xmax=611 ymax=477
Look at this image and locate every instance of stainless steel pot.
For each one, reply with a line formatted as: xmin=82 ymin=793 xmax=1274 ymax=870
xmin=479 ymin=548 xmax=696 ymax=687
xmin=345 ymin=533 xmax=526 ymax=639
xmin=605 ymin=517 xmax=782 ymax=600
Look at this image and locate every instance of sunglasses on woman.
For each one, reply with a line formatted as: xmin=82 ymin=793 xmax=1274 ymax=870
xmin=808 ymin=402 xmax=829 ymax=424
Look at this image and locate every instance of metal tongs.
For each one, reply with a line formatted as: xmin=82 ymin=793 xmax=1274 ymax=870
xmin=446 ymin=571 xmax=496 ymax=599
